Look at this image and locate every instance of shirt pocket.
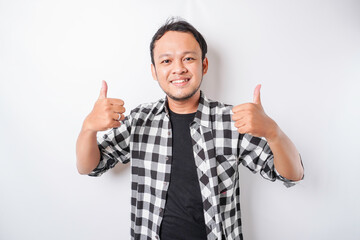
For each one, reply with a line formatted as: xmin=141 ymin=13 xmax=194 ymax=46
xmin=216 ymin=154 xmax=238 ymax=195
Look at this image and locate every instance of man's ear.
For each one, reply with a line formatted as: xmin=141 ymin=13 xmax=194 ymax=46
xmin=202 ymin=57 xmax=208 ymax=75
xmin=151 ymin=64 xmax=158 ymax=81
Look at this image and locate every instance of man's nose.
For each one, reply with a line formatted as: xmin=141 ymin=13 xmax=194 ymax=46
xmin=172 ymin=60 xmax=187 ymax=74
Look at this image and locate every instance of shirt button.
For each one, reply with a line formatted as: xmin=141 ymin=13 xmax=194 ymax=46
xmin=168 ymin=131 xmax=171 ymax=136
xmin=159 ymin=208 xmax=163 ymax=213
xmin=155 ymin=236 xmax=159 ymax=240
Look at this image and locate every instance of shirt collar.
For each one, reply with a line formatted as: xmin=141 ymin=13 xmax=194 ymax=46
xmin=155 ymin=91 xmax=212 ymax=129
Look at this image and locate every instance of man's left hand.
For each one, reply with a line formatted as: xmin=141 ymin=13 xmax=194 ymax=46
xmin=232 ymin=84 xmax=279 ymax=140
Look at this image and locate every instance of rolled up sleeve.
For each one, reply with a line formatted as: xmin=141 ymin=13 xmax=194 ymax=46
xmin=89 ymin=115 xmax=132 ymax=177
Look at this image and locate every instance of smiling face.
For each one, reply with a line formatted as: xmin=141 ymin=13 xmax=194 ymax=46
xmin=151 ymin=31 xmax=208 ymax=103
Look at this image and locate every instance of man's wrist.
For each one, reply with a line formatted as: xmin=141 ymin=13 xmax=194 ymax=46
xmin=265 ymin=121 xmax=281 ymax=143
xmin=81 ymin=115 xmax=98 ymax=135
xmin=81 ymin=122 xmax=98 ymax=136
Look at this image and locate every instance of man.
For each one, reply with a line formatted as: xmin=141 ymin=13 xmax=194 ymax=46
xmin=76 ymin=18 xmax=304 ymax=240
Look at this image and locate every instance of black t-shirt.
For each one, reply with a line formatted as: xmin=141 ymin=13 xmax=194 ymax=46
xmin=159 ymin=110 xmax=207 ymax=240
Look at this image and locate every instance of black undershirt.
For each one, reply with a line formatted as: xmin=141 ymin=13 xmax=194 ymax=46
xmin=159 ymin=110 xmax=207 ymax=240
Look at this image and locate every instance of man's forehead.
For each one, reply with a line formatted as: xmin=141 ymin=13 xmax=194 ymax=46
xmin=153 ymin=31 xmax=201 ymax=56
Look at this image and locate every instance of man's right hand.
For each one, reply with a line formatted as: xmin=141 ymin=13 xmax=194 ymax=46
xmin=83 ymin=80 xmax=126 ymax=132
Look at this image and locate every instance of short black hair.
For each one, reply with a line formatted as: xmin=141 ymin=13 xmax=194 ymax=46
xmin=150 ymin=17 xmax=208 ymax=66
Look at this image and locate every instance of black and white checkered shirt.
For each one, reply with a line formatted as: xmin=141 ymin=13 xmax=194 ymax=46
xmin=90 ymin=91 xmax=297 ymax=240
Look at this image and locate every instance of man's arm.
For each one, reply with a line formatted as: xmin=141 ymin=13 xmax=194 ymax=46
xmin=76 ymin=80 xmax=125 ymax=175
xmin=265 ymin=124 xmax=303 ymax=181
xmin=76 ymin=128 xmax=101 ymax=175
xmin=232 ymin=84 xmax=303 ymax=181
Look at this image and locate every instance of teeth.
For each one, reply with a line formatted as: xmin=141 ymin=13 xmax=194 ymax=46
xmin=172 ymin=79 xmax=189 ymax=84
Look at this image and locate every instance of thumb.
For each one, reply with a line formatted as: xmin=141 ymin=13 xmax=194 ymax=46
xmin=98 ymin=80 xmax=108 ymax=99
xmin=253 ymin=84 xmax=262 ymax=105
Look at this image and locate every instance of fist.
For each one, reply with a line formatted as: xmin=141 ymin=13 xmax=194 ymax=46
xmin=232 ymin=84 xmax=278 ymax=139
xmin=83 ymin=80 xmax=126 ymax=132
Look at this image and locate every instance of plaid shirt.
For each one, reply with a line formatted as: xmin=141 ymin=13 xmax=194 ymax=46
xmin=90 ymin=91 xmax=297 ymax=240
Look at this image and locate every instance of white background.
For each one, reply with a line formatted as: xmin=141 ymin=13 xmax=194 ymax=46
xmin=1 ymin=0 xmax=360 ymax=239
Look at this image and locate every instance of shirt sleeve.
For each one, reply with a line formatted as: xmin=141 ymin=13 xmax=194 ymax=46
xmin=88 ymin=114 xmax=132 ymax=177
xmin=238 ymin=133 xmax=303 ymax=188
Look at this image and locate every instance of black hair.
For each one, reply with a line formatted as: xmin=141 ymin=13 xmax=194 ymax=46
xmin=150 ymin=17 xmax=208 ymax=66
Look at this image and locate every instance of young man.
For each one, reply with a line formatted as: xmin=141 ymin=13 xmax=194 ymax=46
xmin=76 ymin=19 xmax=304 ymax=240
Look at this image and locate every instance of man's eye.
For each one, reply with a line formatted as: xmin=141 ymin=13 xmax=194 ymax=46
xmin=161 ymin=59 xmax=170 ymax=64
xmin=184 ymin=57 xmax=194 ymax=61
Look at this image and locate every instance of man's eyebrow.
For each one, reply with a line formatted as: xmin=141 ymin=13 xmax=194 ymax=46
xmin=158 ymin=53 xmax=172 ymax=58
xmin=182 ymin=51 xmax=197 ymax=55
xmin=158 ymin=51 xmax=198 ymax=58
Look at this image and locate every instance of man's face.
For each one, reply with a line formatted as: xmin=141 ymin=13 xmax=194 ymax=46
xmin=151 ymin=31 xmax=208 ymax=102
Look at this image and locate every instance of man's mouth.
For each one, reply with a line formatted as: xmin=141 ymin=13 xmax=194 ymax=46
xmin=170 ymin=76 xmax=192 ymax=86
xmin=171 ymin=78 xmax=190 ymax=84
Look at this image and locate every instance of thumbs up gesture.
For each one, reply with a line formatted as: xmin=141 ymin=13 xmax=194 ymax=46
xmin=232 ymin=84 xmax=278 ymax=140
xmin=83 ymin=80 xmax=126 ymax=132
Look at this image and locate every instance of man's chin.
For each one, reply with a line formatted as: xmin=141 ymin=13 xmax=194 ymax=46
xmin=167 ymin=90 xmax=199 ymax=102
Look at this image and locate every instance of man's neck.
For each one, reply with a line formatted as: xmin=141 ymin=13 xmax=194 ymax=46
xmin=167 ymin=91 xmax=200 ymax=114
